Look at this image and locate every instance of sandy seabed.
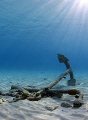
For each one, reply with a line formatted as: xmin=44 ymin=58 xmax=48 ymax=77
xmin=0 ymin=70 xmax=88 ymax=120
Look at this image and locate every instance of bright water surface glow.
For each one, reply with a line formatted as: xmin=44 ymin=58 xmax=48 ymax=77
xmin=79 ymin=0 xmax=88 ymax=6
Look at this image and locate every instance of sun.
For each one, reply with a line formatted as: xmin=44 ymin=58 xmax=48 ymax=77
xmin=80 ymin=0 xmax=88 ymax=6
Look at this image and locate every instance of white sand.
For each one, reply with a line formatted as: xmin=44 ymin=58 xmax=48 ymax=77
xmin=0 ymin=70 xmax=88 ymax=120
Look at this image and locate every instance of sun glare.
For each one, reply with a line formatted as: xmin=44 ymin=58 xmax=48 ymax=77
xmin=80 ymin=0 xmax=88 ymax=6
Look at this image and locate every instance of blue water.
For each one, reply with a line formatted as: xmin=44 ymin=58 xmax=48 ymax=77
xmin=0 ymin=0 xmax=88 ymax=72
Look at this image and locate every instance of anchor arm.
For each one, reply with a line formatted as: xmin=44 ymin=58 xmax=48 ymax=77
xmin=57 ymin=53 xmax=76 ymax=86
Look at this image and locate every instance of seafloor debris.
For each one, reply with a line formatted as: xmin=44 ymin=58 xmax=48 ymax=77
xmin=61 ymin=102 xmax=72 ymax=108
xmin=0 ymin=98 xmax=6 ymax=104
xmin=0 ymin=53 xmax=84 ymax=108
xmin=45 ymin=106 xmax=59 ymax=111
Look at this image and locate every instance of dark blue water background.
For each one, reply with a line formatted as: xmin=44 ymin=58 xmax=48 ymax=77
xmin=0 ymin=0 xmax=88 ymax=72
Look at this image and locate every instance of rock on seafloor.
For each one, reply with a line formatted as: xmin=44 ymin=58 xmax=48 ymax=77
xmin=61 ymin=102 xmax=72 ymax=108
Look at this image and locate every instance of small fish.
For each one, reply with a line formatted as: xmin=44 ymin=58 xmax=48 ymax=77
xmin=63 ymin=76 xmax=66 ymax=79
xmin=44 ymin=78 xmax=47 ymax=80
